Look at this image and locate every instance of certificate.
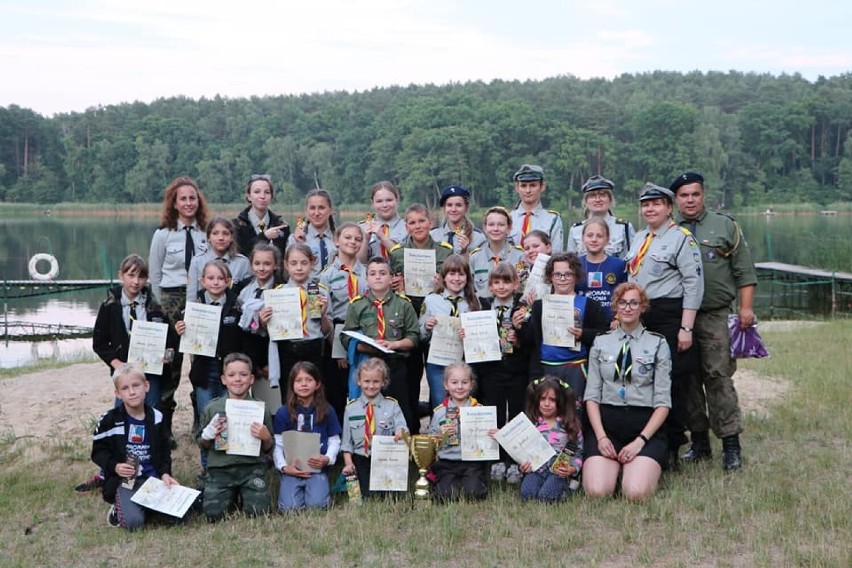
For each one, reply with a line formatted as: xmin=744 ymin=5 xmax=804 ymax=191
xmin=179 ymin=302 xmax=222 ymax=357
xmin=460 ymin=406 xmax=500 ymax=461
xmin=282 ymin=431 xmax=322 ymax=473
xmin=130 ymin=476 xmax=200 ymax=518
xmin=542 ymin=294 xmax=577 ymax=349
xmin=331 ymin=323 xmax=346 ymax=359
xmin=524 ymin=253 xmax=551 ymax=301
xmin=224 ymin=399 xmax=266 ymax=456
xmin=404 ymin=248 xmax=436 ymax=297
xmin=127 ymin=320 xmax=168 ymax=375
xmin=494 ymin=412 xmax=556 ymax=471
xmin=460 ymin=311 xmax=502 ymax=363
xmin=342 ymin=330 xmax=394 ymax=354
xmin=369 ymin=435 xmax=409 ymax=492
xmin=426 ymin=316 xmax=463 ymax=366
xmin=264 ymin=288 xmax=304 ymax=341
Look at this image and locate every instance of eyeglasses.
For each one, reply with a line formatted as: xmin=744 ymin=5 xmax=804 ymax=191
xmin=551 ymin=272 xmax=575 ymax=280
xmin=249 ymin=174 xmax=271 ymax=182
xmin=616 ymin=300 xmax=641 ymax=309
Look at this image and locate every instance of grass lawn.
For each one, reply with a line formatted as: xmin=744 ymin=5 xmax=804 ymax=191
xmin=0 ymin=322 xmax=849 ymax=567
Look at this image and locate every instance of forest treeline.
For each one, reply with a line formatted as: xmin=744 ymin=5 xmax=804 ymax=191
xmin=1 ymin=70 xmax=852 ymax=209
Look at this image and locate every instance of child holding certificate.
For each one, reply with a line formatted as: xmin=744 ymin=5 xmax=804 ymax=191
xmin=427 ymin=363 xmax=488 ymax=502
xmin=237 ymin=243 xmax=284 ymax=385
xmin=520 ymin=229 xmax=553 ymax=302
xmin=197 ymin=353 xmax=274 ymax=521
xmin=518 ymin=376 xmax=583 ymax=503
xmin=473 ymin=262 xmax=527 ymax=484
xmin=91 ymin=364 xmax=185 ymax=529
xmin=575 ymin=218 xmax=627 ymax=323
xmin=341 ymin=358 xmax=408 ymax=498
xmin=516 ymin=252 xmax=609 ymax=412
xmin=420 ymin=254 xmax=480 ymax=408
xmin=176 ymin=259 xmax=243 ymax=469
xmin=273 ymin=362 xmax=341 ymax=512
xmin=469 ymin=206 xmax=525 ymax=298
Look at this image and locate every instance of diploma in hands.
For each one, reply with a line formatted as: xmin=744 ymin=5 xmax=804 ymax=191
xmin=494 ymin=412 xmax=556 ymax=471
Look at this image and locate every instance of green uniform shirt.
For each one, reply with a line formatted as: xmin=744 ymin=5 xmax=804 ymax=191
xmin=341 ymin=290 xmax=420 ymax=357
xmin=197 ymin=394 xmax=274 ymax=470
xmin=388 ymin=237 xmax=454 ymax=296
xmin=676 ymin=210 xmax=757 ymax=311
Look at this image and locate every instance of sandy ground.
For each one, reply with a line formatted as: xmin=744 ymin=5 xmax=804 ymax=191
xmin=0 ymin=355 xmax=791 ymax=442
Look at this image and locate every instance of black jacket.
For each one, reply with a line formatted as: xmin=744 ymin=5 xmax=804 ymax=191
xmin=233 ymin=207 xmax=290 ymax=258
xmin=91 ymin=404 xmax=171 ymax=504
xmin=187 ymin=288 xmax=243 ymax=388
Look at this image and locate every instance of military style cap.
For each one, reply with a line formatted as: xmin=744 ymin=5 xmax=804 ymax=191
xmin=439 ymin=185 xmax=471 ymax=205
xmin=638 ymin=182 xmax=674 ymax=203
xmin=513 ymin=164 xmax=545 ymax=182
xmin=670 ymin=171 xmax=704 ymax=192
xmin=582 ymin=175 xmax=615 ymax=193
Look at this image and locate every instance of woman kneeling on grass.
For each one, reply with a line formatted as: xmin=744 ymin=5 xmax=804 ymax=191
xmin=583 ymin=282 xmax=671 ymax=501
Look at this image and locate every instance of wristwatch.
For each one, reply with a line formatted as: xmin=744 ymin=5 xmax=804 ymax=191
xmin=680 ymin=326 xmax=693 ymax=332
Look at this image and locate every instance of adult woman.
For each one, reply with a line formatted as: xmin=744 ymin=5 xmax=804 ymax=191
xmin=429 ymin=185 xmax=486 ymax=256
xmin=516 ymin=252 xmax=609 ymax=406
xmin=233 ymin=174 xmax=290 ymax=258
xmin=148 ymin=176 xmax=210 ymax=444
xmin=566 ymin=175 xmax=635 ymax=259
xmin=583 ymin=282 xmax=671 ymax=500
xmin=625 ymin=183 xmax=703 ymax=467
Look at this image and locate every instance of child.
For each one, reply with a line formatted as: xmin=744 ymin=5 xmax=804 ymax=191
xmin=517 ymin=252 xmax=609 ymax=410
xmin=197 ymin=353 xmax=274 ymax=521
xmin=518 ymin=376 xmax=583 ymax=503
xmin=427 ymin=362 xmax=488 ymax=501
xmin=429 ymin=185 xmax=486 ymax=256
xmin=575 ymin=218 xmax=627 ymax=323
xmin=472 ymin=262 xmax=528 ymax=484
xmin=267 ymin=244 xmax=331 ymax=405
xmin=359 ymin=181 xmax=407 ymax=261
xmin=319 ymin=223 xmax=368 ymax=420
xmin=273 ymin=362 xmax=342 ymax=512
xmin=187 ymin=216 xmax=251 ymax=301
xmin=341 ymin=358 xmax=408 ymax=498
xmin=93 ymin=253 xmax=176 ymax=410
xmin=420 ymin=254 xmax=480 ymax=408
xmin=91 ymin=364 xmax=184 ymax=530
xmin=177 ymin=260 xmax=242 ymax=469
xmin=233 ymin=173 xmax=291 ymax=257
xmin=238 ymin=243 xmax=285 ymax=417
xmin=509 ymin=164 xmax=564 ymax=252
xmin=341 ymin=257 xmax=419 ymax=429
xmin=469 ymin=206 xmax=525 ymax=298
xmin=520 ymin=229 xmax=553 ymax=302
xmin=289 ymin=188 xmax=337 ymax=280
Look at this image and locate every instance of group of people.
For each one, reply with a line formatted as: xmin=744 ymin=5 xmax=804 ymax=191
xmin=85 ymin=163 xmax=757 ymax=529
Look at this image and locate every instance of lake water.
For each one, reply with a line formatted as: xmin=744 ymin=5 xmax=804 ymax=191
xmin=1 ymin=212 xmax=850 ymax=368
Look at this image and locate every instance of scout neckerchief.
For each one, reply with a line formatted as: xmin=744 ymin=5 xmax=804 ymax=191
xmin=521 ymin=211 xmax=532 ymax=244
xmin=380 ymin=224 xmax=390 ymax=258
xmin=628 ymin=220 xmax=675 ymax=276
xmin=448 ymin=296 xmax=461 ymax=317
xmin=372 ymin=297 xmax=387 ymax=339
xmin=614 ymin=331 xmax=633 ymax=399
xmin=364 ymin=401 xmax=376 ymax=455
xmin=340 ymin=264 xmax=358 ymax=301
xmin=129 ymin=300 xmax=138 ymax=331
xmin=299 ymin=286 xmax=308 ymax=336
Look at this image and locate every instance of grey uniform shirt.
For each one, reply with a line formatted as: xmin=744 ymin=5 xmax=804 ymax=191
xmin=148 ymin=222 xmax=208 ymax=298
xmin=281 ymin=280 xmax=329 ymax=341
xmin=360 ymin=215 xmax=407 ymax=259
xmin=341 ymin=393 xmax=407 ymax=456
xmin=288 ymin=225 xmax=337 ymax=281
xmin=626 ymin=222 xmax=704 ymax=310
xmin=429 ymin=222 xmax=487 ymax=255
xmin=586 ymin=325 xmax=672 ymax=408
xmin=509 ymin=203 xmax=564 ymax=252
xmin=418 ymin=291 xmax=471 ymax=341
xmin=566 ymin=214 xmax=636 ymax=259
xmin=469 ymin=242 xmax=525 ymax=298
xmin=186 ymin=250 xmax=251 ymax=302
xmin=428 ymin=399 xmax=478 ymax=461
xmin=319 ymin=257 xmax=368 ymax=322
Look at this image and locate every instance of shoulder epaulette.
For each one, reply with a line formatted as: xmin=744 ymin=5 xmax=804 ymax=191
xmin=398 ymin=293 xmax=412 ymax=303
xmin=679 ymin=226 xmax=693 ymax=236
xmin=615 ymin=217 xmax=628 ymax=224
xmin=389 ymin=243 xmax=403 ymax=253
xmin=648 ymin=330 xmax=666 ymax=340
xmin=470 ymin=246 xmax=483 ymax=254
xmin=317 ymin=282 xmax=330 ymax=291
xmin=433 ymin=403 xmax=444 ymax=412
xmin=384 ymin=396 xmax=398 ymax=402
xmin=350 ymin=294 xmax=364 ymax=304
xmin=346 ymin=398 xmax=360 ymax=406
xmin=439 ymin=241 xmax=453 ymax=250
xmin=319 ymin=263 xmax=334 ymax=275
xmin=718 ymin=211 xmax=737 ymax=222
xmin=571 ymin=220 xmax=584 ymax=228
xmin=512 ymin=245 xmax=524 ymax=252
xmin=547 ymin=209 xmax=560 ymax=215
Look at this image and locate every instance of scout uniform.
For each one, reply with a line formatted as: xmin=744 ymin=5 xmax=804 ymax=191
xmin=389 ymin=237 xmax=454 ymax=303
xmin=341 ymin=392 xmax=407 ymax=496
xmin=427 ymin=398 xmax=488 ymax=501
xmin=469 ymin=242 xmax=525 ymax=298
xmin=360 ymin=214 xmax=407 ymax=260
xmin=419 ymin=291 xmax=472 ymax=408
xmin=429 ymin=221 xmax=487 ymax=255
xmin=197 ymin=394 xmax=274 ymax=520
xmin=509 ymin=164 xmax=564 ymax=252
xmin=288 ymin=224 xmax=337 ymax=281
xmin=566 ymin=214 xmax=636 ymax=259
xmin=186 ymin=249 xmax=251 ymax=302
xmin=673 ymin=171 xmax=758 ymax=468
xmin=233 ymin=206 xmax=290 ymax=258
xmin=585 ymin=324 xmax=672 ymax=466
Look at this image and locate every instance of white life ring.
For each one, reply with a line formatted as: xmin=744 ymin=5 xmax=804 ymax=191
xmin=28 ymin=253 xmax=59 ymax=281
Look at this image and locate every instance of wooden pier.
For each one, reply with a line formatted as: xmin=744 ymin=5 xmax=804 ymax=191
xmin=755 ymin=262 xmax=852 ymax=318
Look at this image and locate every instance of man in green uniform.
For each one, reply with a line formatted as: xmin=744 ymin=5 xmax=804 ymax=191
xmin=672 ymin=172 xmax=757 ymax=471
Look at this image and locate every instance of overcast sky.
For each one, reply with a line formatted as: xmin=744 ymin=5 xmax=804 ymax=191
xmin=2 ymin=0 xmax=850 ymax=116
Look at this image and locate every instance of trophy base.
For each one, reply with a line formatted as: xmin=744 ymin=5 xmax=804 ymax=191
xmin=413 ymin=469 xmax=431 ymax=500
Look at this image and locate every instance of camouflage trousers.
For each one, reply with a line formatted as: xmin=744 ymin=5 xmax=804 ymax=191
xmin=203 ymin=464 xmax=272 ymax=521
xmin=158 ymin=289 xmax=186 ymax=418
xmin=687 ymin=306 xmax=742 ymax=438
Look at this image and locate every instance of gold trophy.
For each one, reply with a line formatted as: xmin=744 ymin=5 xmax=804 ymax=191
xmin=402 ymin=432 xmax=442 ymax=500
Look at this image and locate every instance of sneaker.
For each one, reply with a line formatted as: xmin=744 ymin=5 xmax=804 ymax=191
xmin=490 ymin=462 xmax=507 ymax=482
xmin=75 ymin=473 xmax=104 ymax=493
xmin=506 ymin=464 xmax=523 ymax=485
xmin=106 ymin=505 xmax=120 ymax=528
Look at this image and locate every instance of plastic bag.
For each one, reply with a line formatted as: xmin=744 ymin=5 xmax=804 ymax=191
xmin=728 ymin=315 xmax=769 ymax=359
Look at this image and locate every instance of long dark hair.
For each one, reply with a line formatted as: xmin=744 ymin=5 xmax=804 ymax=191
xmin=434 ymin=254 xmax=480 ymax=311
xmin=524 ymin=376 xmax=579 ymax=440
xmin=285 ymin=361 xmax=329 ymax=425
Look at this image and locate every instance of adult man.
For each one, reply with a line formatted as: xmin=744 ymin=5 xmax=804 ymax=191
xmin=672 ymin=172 xmax=757 ymax=471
